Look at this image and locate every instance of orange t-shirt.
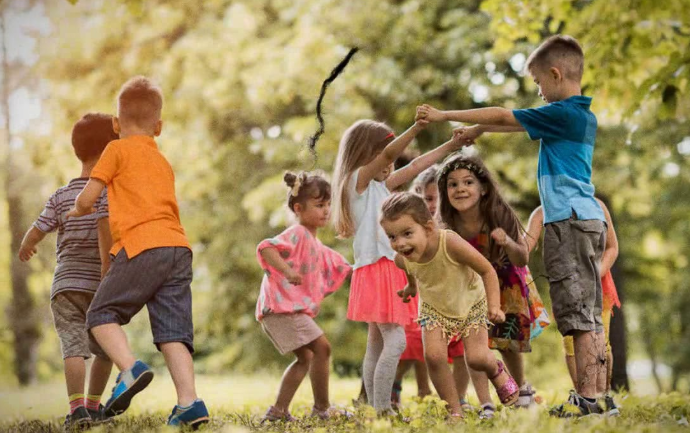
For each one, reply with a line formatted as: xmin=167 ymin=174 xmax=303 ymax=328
xmin=91 ymin=135 xmax=191 ymax=258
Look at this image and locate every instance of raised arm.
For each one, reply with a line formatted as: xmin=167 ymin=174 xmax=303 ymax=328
xmin=357 ymin=121 xmax=427 ymax=192
xmin=66 ymin=179 xmax=106 ymax=218
xmin=597 ymin=199 xmax=618 ymax=276
xmin=445 ymin=231 xmax=504 ymax=323
xmin=386 ymin=134 xmax=464 ymax=191
xmin=417 ymin=104 xmax=524 ymax=128
xmin=259 ymin=247 xmax=302 ymax=285
xmin=525 ymin=206 xmax=544 ymax=253
xmin=18 ymin=226 xmax=47 ymax=262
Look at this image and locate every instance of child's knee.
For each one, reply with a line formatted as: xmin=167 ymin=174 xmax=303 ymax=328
xmin=424 ymin=351 xmax=446 ymax=370
xmin=296 ymin=349 xmax=314 ymax=364
xmin=464 ymin=351 xmax=488 ymax=371
xmin=313 ymin=338 xmax=331 ymax=357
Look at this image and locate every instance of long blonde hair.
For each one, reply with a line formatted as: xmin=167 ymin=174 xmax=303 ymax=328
xmin=332 ymin=119 xmax=394 ymax=238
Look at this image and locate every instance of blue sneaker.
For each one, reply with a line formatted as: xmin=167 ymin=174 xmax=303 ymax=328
xmin=167 ymin=399 xmax=209 ymax=429
xmin=104 ymin=360 xmax=154 ymax=417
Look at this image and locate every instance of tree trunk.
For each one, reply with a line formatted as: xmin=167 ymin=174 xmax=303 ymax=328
xmin=1 ymin=11 xmax=40 ymax=386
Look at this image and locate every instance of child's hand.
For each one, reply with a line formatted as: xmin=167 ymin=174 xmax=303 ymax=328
xmin=416 ymin=104 xmax=445 ymax=123
xmin=18 ymin=245 xmax=37 ymax=262
xmin=285 ymin=268 xmax=303 ymax=285
xmin=491 ymin=228 xmax=510 ymax=247
xmin=414 ymin=117 xmax=430 ymax=130
xmin=453 ymin=125 xmax=483 ymax=144
xmin=66 ymin=206 xmax=96 ymax=219
xmin=397 ymin=285 xmax=417 ymax=303
xmin=488 ymin=307 xmax=506 ymax=324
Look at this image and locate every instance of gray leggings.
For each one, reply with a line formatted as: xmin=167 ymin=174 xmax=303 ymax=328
xmin=363 ymin=322 xmax=406 ymax=412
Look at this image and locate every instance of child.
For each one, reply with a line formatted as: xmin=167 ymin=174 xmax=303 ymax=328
xmin=380 ymin=192 xmax=519 ymax=418
xmin=256 ymin=172 xmax=351 ymax=422
xmin=527 ymin=199 xmax=621 ymax=415
xmin=18 ymin=113 xmax=116 ymax=430
xmin=331 ymin=118 xmax=463 ymax=414
xmin=67 ymin=76 xmax=209 ymax=428
xmin=417 ymin=34 xmax=608 ymax=416
xmin=435 ymin=152 xmax=549 ymax=410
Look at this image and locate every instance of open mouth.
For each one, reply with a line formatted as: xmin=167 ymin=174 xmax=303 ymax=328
xmin=399 ymin=248 xmax=415 ymax=258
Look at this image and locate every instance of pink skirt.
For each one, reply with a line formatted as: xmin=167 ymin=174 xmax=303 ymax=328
xmin=347 ymin=257 xmax=411 ymax=327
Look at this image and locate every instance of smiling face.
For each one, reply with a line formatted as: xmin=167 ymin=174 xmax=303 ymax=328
xmin=446 ymin=169 xmax=484 ymax=214
xmin=295 ymin=197 xmax=331 ymax=230
xmin=381 ymin=214 xmax=434 ymax=263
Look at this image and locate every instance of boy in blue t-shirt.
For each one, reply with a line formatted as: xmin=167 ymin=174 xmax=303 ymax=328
xmin=416 ymin=35 xmax=608 ymax=416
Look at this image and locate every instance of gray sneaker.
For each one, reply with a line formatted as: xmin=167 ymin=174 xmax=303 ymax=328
xmin=550 ymin=390 xmax=604 ymax=418
xmin=603 ymin=394 xmax=620 ymax=417
xmin=63 ymin=406 xmax=91 ymax=432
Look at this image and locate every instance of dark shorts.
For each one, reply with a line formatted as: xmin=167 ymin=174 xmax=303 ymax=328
xmin=86 ymin=247 xmax=194 ymax=353
xmin=51 ymin=291 xmax=108 ymax=360
xmin=543 ymin=218 xmax=606 ymax=336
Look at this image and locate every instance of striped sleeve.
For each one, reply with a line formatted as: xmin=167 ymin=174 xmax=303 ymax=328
xmin=34 ymin=193 xmax=58 ymax=233
xmin=95 ymin=188 xmax=109 ymax=220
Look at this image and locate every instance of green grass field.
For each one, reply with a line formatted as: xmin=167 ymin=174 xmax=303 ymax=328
xmin=1 ymin=372 xmax=689 ymax=432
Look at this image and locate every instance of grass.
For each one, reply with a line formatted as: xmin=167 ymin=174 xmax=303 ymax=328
xmin=1 ymin=373 xmax=689 ymax=432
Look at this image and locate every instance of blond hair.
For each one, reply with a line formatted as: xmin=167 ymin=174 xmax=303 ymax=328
xmin=331 ymin=119 xmax=394 ymax=238
xmin=117 ymin=76 xmax=163 ymax=130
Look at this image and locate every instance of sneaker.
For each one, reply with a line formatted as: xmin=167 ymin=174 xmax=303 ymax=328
xmin=479 ymin=403 xmax=496 ymax=420
xmin=310 ymin=405 xmax=353 ymax=420
xmin=63 ymin=406 xmax=91 ymax=431
xmin=603 ymin=394 xmax=620 ymax=417
xmin=86 ymin=404 xmax=112 ymax=424
xmin=550 ymin=390 xmax=603 ymax=418
xmin=104 ymin=360 xmax=154 ymax=417
xmin=516 ymin=383 xmax=536 ymax=408
xmin=261 ymin=406 xmax=296 ymax=423
xmin=167 ymin=399 xmax=210 ymax=429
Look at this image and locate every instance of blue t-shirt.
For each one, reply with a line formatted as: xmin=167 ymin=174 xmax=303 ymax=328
xmin=513 ymin=96 xmax=605 ymax=224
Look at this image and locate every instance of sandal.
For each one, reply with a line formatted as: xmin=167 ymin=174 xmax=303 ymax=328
xmin=479 ymin=403 xmax=496 ymax=420
xmin=260 ymin=406 xmax=295 ymax=423
xmin=489 ymin=360 xmax=519 ymax=406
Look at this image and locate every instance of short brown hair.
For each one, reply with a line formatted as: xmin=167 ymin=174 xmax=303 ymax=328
xmin=284 ymin=171 xmax=331 ymax=212
xmin=380 ymin=192 xmax=432 ymax=227
xmin=117 ymin=76 xmax=163 ymax=130
xmin=71 ymin=113 xmax=118 ymax=162
xmin=525 ymin=35 xmax=584 ymax=82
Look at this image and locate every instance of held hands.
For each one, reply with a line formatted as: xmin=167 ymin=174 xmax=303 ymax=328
xmin=490 ymin=228 xmax=511 ymax=247
xmin=488 ymin=305 xmax=506 ymax=324
xmin=18 ymin=245 xmax=37 ymax=262
xmin=397 ymin=284 xmax=417 ymax=303
xmin=453 ymin=125 xmax=484 ymax=145
xmin=415 ymin=104 xmax=445 ymax=123
xmin=65 ymin=206 xmax=96 ymax=219
xmin=285 ymin=268 xmax=303 ymax=285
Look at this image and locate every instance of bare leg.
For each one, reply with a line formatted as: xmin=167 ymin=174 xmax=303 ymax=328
xmin=462 ymin=327 xmax=514 ymax=398
xmin=90 ymin=324 xmax=136 ymax=371
xmin=423 ymin=327 xmax=461 ymax=415
xmin=273 ymin=346 xmax=313 ymax=413
xmin=467 ymin=366 xmax=492 ymax=405
xmin=452 ymin=357 xmax=470 ymax=400
xmin=573 ymin=330 xmax=606 ymax=399
xmin=87 ymin=355 xmax=113 ymax=397
xmin=307 ymin=335 xmax=331 ymax=411
xmin=161 ymin=342 xmax=198 ymax=407
xmin=64 ymin=357 xmax=86 ymax=397
xmin=500 ymin=350 xmax=525 ymax=387
xmin=392 ymin=360 xmax=414 ymax=406
xmin=413 ymin=361 xmax=432 ymax=397
xmin=606 ymin=349 xmax=613 ymax=393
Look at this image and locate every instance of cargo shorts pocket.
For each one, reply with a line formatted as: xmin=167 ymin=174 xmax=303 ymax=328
xmin=543 ymin=221 xmax=577 ymax=283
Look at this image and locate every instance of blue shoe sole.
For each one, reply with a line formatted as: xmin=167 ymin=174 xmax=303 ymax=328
xmin=104 ymin=370 xmax=154 ymax=417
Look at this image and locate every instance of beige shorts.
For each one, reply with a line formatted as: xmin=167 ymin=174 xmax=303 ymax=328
xmin=261 ymin=313 xmax=324 ymax=355
xmin=51 ymin=291 xmax=108 ymax=360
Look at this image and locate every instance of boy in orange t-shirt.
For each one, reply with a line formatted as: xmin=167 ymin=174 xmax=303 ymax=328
xmin=68 ymin=76 xmax=208 ymax=428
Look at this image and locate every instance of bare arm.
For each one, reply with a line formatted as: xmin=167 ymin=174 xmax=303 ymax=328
xmin=66 ymin=179 xmax=106 ymax=218
xmin=356 ymin=121 xmax=427 ymax=193
xmin=597 ymin=199 xmax=618 ymax=276
xmin=525 ymin=206 xmax=544 ymax=253
xmin=386 ymin=135 xmax=464 ymax=191
xmin=18 ymin=226 xmax=47 ymax=262
xmin=394 ymin=254 xmax=417 ymax=302
xmin=259 ymin=247 xmax=302 ymax=285
xmin=445 ymin=231 xmax=504 ymax=323
xmin=418 ymin=104 xmax=523 ymax=128
xmin=490 ymin=228 xmax=529 ymax=266
xmin=97 ymin=218 xmax=112 ymax=278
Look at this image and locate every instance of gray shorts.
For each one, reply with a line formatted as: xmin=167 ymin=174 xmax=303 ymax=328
xmin=86 ymin=247 xmax=195 ymax=353
xmin=51 ymin=291 xmax=108 ymax=360
xmin=543 ymin=218 xmax=606 ymax=336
